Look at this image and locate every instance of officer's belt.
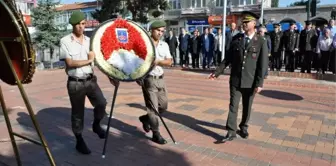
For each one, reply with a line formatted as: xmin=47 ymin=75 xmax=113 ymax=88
xmin=147 ymin=74 xmax=164 ymax=79
xmin=68 ymin=74 xmax=93 ymax=82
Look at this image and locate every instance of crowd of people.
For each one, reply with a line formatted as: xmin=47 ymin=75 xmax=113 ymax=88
xmin=165 ymin=19 xmax=336 ymax=75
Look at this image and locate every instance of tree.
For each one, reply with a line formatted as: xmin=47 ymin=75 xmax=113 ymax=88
xmin=288 ymin=0 xmax=320 ymax=7
xmin=288 ymin=0 xmax=320 ymax=19
xmin=271 ymin=0 xmax=279 ymax=7
xmin=126 ymin=0 xmax=169 ymax=23
xmin=288 ymin=0 xmax=306 ymax=6
xmin=31 ymin=0 xmax=65 ymax=69
xmin=91 ymin=0 xmax=122 ymax=23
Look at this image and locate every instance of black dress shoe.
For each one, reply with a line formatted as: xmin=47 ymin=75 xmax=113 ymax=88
xmin=92 ymin=124 xmax=107 ymax=139
xmin=152 ymin=133 xmax=167 ymax=145
xmin=238 ymin=130 xmax=249 ymax=139
xmin=76 ymin=139 xmax=91 ymax=154
xmin=139 ymin=115 xmax=151 ymax=133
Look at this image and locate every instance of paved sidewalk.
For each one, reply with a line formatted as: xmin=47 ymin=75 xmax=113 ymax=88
xmin=0 ymin=68 xmax=335 ymax=166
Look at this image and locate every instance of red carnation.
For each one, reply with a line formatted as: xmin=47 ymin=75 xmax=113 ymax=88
xmin=101 ymin=19 xmax=148 ymax=61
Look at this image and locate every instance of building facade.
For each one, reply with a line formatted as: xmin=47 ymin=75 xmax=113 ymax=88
xmin=164 ymin=0 xmax=271 ymax=35
xmin=264 ymin=5 xmax=335 ymax=25
xmin=55 ymin=1 xmax=102 ymax=37
xmin=164 ymin=0 xmax=335 ymax=35
xmin=14 ymin=0 xmax=37 ymax=34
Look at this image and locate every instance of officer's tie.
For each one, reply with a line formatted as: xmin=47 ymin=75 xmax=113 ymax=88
xmin=245 ymin=37 xmax=250 ymax=50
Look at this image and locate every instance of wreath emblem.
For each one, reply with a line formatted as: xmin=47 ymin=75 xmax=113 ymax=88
xmin=90 ymin=19 xmax=155 ymax=81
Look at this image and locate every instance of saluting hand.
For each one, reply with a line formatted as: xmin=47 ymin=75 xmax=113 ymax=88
xmin=254 ymin=87 xmax=263 ymax=93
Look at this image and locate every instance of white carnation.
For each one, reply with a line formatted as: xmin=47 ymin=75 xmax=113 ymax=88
xmin=107 ymin=50 xmax=144 ymax=75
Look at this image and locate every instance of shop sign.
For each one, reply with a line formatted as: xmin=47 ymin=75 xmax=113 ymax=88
xmin=187 ymin=19 xmax=208 ymax=25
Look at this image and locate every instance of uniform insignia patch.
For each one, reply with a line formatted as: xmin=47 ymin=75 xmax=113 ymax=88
xmin=252 ymin=53 xmax=257 ymax=59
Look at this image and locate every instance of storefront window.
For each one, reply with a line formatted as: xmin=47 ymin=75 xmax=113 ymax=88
xmin=246 ymin=0 xmax=252 ymax=5
xmin=169 ymin=0 xmax=181 ymax=9
xmin=239 ymin=0 xmax=244 ymax=6
xmin=191 ymin=0 xmax=196 ymax=7
xmin=216 ymin=0 xmax=224 ymax=6
xmin=197 ymin=0 xmax=202 ymax=7
xmin=232 ymin=0 xmax=239 ymax=6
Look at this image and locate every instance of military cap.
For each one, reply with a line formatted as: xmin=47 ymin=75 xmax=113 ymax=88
xmin=289 ymin=20 xmax=296 ymax=25
xmin=241 ymin=11 xmax=260 ymax=22
xmin=69 ymin=10 xmax=85 ymax=25
xmin=273 ymin=23 xmax=281 ymax=27
xmin=305 ymin=20 xmax=312 ymax=25
xmin=150 ymin=20 xmax=166 ymax=29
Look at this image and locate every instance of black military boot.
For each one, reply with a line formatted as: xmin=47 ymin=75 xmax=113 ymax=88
xmin=139 ymin=115 xmax=151 ymax=133
xmin=221 ymin=131 xmax=237 ymax=142
xmin=75 ymin=134 xmax=91 ymax=154
xmin=92 ymin=119 xmax=107 ymax=139
xmin=152 ymin=131 xmax=167 ymax=145
xmin=238 ymin=129 xmax=249 ymax=139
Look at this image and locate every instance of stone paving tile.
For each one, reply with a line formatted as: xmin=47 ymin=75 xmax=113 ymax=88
xmin=203 ymin=108 xmax=226 ymax=115
xmin=0 ymin=69 xmax=335 ymax=166
xmin=177 ymin=104 xmax=199 ymax=111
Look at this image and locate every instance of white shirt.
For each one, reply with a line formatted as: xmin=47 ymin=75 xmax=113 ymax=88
xmin=244 ymin=32 xmax=255 ymax=46
xmin=333 ymin=35 xmax=336 ymax=48
xmin=59 ymin=33 xmax=93 ymax=78
xmin=216 ymin=35 xmax=222 ymax=52
xmin=149 ymin=40 xmax=172 ymax=76
xmin=244 ymin=32 xmax=255 ymax=40
xmin=316 ymin=35 xmax=333 ymax=53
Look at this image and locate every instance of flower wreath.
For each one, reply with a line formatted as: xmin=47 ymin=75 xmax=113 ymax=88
xmin=100 ymin=19 xmax=148 ymax=61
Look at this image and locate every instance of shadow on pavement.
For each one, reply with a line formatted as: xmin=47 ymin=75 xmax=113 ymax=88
xmin=0 ymin=107 xmax=192 ymax=166
xmin=126 ymin=103 xmax=224 ymax=141
xmin=180 ymin=68 xmax=231 ymax=76
xmin=259 ymin=90 xmax=304 ymax=101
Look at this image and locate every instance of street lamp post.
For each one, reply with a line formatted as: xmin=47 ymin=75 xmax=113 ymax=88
xmin=221 ymin=0 xmax=227 ymax=60
xmin=260 ymin=0 xmax=264 ymax=25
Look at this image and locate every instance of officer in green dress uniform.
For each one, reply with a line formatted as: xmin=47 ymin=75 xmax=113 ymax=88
xmin=209 ymin=11 xmax=268 ymax=142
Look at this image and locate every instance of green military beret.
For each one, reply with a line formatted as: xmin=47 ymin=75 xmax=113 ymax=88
xmin=69 ymin=10 xmax=85 ymax=25
xmin=150 ymin=20 xmax=166 ymax=29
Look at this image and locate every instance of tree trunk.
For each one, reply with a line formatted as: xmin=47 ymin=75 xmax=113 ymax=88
xmin=50 ymin=47 xmax=54 ymax=69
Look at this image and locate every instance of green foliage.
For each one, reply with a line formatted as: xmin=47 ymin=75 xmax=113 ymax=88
xmin=288 ymin=0 xmax=320 ymax=7
xmin=31 ymin=0 xmax=65 ymax=50
xmin=91 ymin=0 xmax=122 ymax=23
xmin=126 ymin=0 xmax=169 ymax=23
xmin=271 ymin=0 xmax=279 ymax=7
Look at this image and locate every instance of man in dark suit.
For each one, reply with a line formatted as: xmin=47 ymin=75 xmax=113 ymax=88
xmin=258 ymin=26 xmax=271 ymax=78
xmin=189 ymin=30 xmax=201 ymax=68
xmin=200 ymin=27 xmax=215 ymax=69
xmin=299 ymin=20 xmax=318 ymax=73
xmin=209 ymin=11 xmax=268 ymax=142
xmin=166 ymin=30 xmax=178 ymax=66
xmin=270 ymin=23 xmax=283 ymax=71
xmin=281 ymin=21 xmax=300 ymax=72
xmin=178 ymin=28 xmax=190 ymax=67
